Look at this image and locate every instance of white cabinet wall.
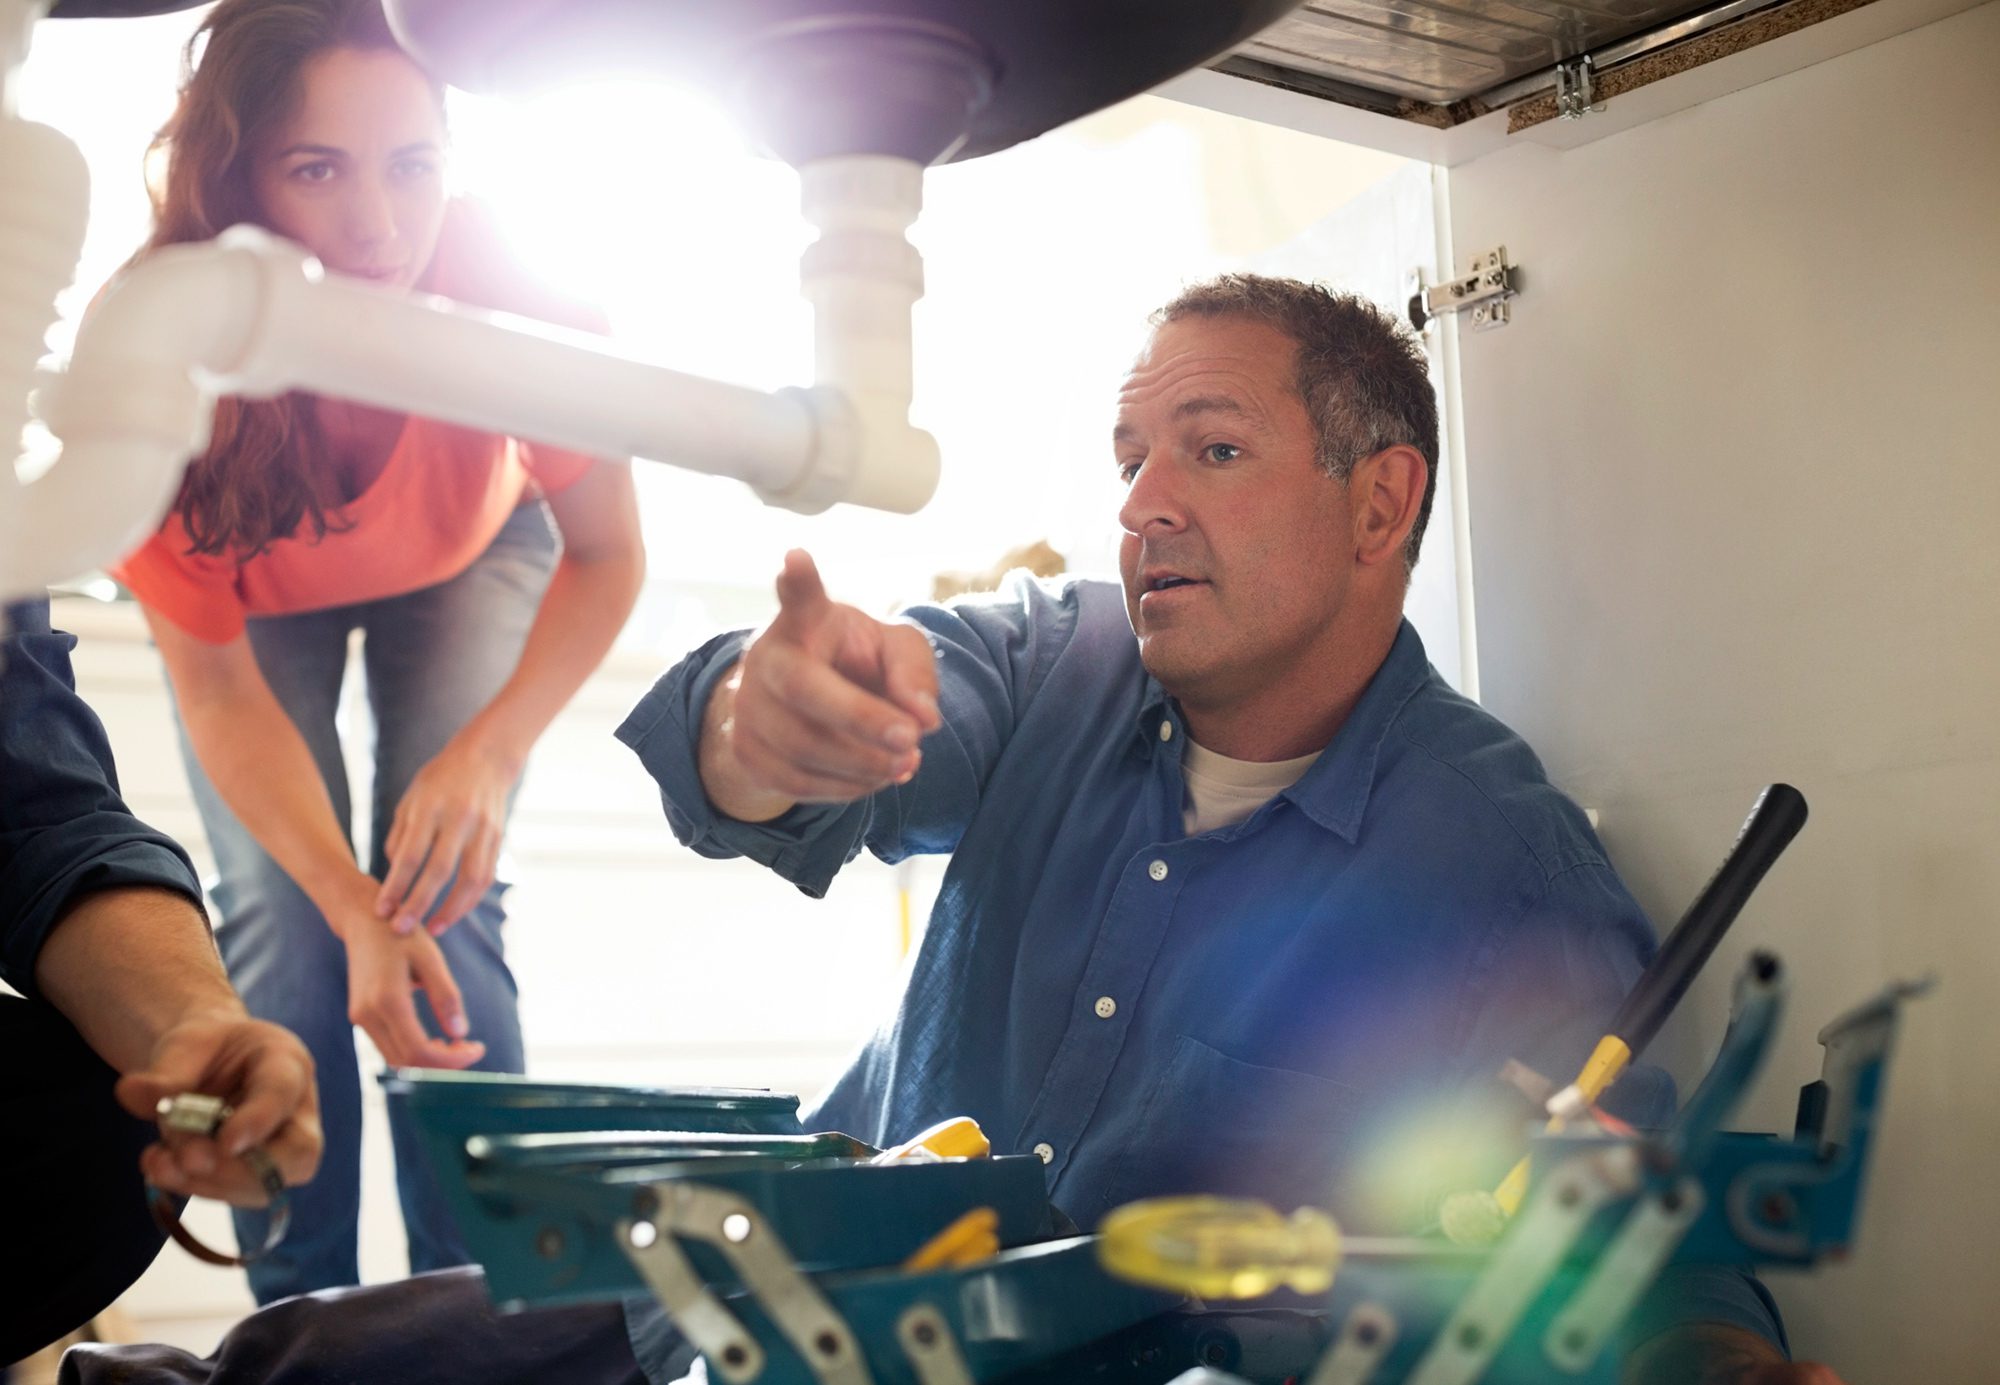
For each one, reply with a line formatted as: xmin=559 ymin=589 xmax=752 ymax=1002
xmin=1444 ymin=3 xmax=2000 ymax=1375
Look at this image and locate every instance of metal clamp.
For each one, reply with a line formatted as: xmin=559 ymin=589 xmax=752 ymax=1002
xmin=620 ymin=1181 xmax=874 ymax=1385
xmin=1812 ymin=975 xmax=1934 ymax=1157
xmin=1726 ymin=974 xmax=1936 ymax=1259
xmin=1406 ymin=1145 xmax=1639 ymax=1385
xmin=1306 ymin=1301 xmax=1400 ymax=1385
xmin=1725 ymin=1158 xmax=1835 ymax=1259
xmin=1555 ymin=55 xmax=1606 ymax=120
xmin=896 ymin=1303 xmax=975 ymax=1385
xmin=146 ymin=1093 xmax=290 ymax=1268
xmin=619 ymin=1207 xmax=767 ymax=1384
xmin=1544 ymin=1175 xmax=1706 ymax=1370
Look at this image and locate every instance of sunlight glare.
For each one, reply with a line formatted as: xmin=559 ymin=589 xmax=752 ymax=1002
xmin=448 ymin=80 xmax=809 ymax=390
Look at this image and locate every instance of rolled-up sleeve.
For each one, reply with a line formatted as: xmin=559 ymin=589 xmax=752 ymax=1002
xmin=613 ymin=572 xmax=1080 ymax=901
xmin=613 ymin=629 xmax=871 ymax=897
xmin=1 ymin=599 xmax=205 ymax=999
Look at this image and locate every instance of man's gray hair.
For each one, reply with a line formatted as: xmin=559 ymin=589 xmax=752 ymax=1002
xmin=1153 ymin=274 xmax=1439 ymax=571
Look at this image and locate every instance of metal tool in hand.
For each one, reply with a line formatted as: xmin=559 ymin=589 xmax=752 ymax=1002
xmin=146 ymin=1092 xmax=290 ymax=1268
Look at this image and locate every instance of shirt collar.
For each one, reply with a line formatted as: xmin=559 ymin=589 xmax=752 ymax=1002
xmin=1138 ymin=618 xmax=1432 ymax=844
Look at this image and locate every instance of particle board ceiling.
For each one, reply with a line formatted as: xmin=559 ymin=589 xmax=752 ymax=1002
xmin=1211 ymin=0 xmax=1891 ymax=126
xmin=1235 ymin=0 xmax=1689 ymax=106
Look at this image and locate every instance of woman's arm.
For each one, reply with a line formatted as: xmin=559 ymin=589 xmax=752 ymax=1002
xmin=146 ymin=610 xmax=487 ymax=1070
xmin=376 ymin=459 xmax=645 ymax=932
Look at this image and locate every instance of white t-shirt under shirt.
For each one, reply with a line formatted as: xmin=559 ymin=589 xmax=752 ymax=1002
xmin=1180 ymin=736 xmax=1323 ymax=836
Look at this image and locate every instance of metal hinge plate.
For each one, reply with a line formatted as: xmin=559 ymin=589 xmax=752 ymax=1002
xmin=1408 ymin=247 xmax=1517 ymax=333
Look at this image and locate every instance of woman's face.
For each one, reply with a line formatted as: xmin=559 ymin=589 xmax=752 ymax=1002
xmin=251 ymin=46 xmax=447 ymax=290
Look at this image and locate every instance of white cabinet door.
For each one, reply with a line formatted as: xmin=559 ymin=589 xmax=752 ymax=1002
xmin=1442 ymin=6 xmax=2000 ymax=1379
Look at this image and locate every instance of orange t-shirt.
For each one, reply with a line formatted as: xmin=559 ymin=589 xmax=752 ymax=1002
xmin=112 ymin=201 xmax=605 ymax=645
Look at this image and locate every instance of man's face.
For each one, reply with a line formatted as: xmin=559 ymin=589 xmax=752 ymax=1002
xmin=1114 ymin=315 xmax=1356 ymax=708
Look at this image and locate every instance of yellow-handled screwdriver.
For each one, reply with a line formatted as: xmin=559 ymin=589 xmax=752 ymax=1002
xmin=1097 ymin=1196 xmax=1342 ymax=1299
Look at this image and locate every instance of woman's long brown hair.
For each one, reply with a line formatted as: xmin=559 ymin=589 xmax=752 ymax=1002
xmin=135 ymin=0 xmax=431 ymax=558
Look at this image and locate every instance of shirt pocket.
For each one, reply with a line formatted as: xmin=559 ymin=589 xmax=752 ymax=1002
xmin=1090 ymin=1035 xmax=1364 ymax=1224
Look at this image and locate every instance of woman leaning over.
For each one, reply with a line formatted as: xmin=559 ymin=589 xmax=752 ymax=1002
xmin=108 ymin=0 xmax=645 ymax=1302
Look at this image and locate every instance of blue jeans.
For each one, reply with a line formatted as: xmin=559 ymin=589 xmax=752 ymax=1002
xmin=173 ymin=503 xmax=559 ymax=1304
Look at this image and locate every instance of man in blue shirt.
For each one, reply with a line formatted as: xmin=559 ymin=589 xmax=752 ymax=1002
xmin=617 ymin=275 xmax=1840 ymax=1385
xmin=1 ymin=598 xmax=321 ymax=1364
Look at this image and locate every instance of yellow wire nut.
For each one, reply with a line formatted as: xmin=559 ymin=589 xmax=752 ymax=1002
xmin=1097 ymin=1197 xmax=1342 ymax=1300
xmin=903 ymin=1206 xmax=1001 ymax=1272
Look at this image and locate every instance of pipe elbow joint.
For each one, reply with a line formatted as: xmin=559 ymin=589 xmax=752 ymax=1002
xmin=39 ymin=229 xmax=305 ymax=454
xmin=12 ymin=228 xmax=314 ymax=591
xmin=757 ymin=384 xmax=939 ymax=515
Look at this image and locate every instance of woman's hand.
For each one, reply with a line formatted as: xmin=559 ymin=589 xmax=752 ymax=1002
xmin=339 ymin=897 xmax=488 ymax=1070
xmin=371 ymin=461 xmax=644 ymax=935
xmin=376 ymin=730 xmax=522 ymax=937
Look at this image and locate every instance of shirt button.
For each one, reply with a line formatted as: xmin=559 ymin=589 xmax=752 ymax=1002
xmin=1033 ymin=1142 xmax=1055 ymax=1164
xmin=1148 ymin=859 xmax=1169 ymax=881
xmin=1094 ymin=996 xmax=1117 ymax=1019
xmin=1159 ymin=721 xmax=1174 ymax=743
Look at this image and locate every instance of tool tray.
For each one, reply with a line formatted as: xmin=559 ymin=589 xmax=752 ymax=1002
xmin=387 ymin=958 xmax=1922 ymax=1384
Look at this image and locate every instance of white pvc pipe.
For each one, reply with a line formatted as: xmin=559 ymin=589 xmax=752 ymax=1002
xmin=5 ymin=157 xmax=947 ymax=600
xmin=6 ymin=437 xmax=188 ymax=590
xmin=0 ymin=114 xmax=84 ymax=475
xmin=801 ymin=156 xmax=924 ymax=404
xmin=793 ymin=155 xmax=941 ymax=515
xmin=212 ymin=231 xmax=817 ymax=491
xmin=0 ymin=0 xmax=92 ymax=601
xmin=8 ymin=228 xmax=826 ymax=599
xmin=18 ymin=242 xmax=266 ymax=585
xmin=0 ymin=0 xmax=48 ymax=117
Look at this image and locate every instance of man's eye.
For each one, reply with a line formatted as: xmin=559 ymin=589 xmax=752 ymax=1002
xmin=1203 ymin=443 xmax=1242 ymax=463
xmin=1117 ymin=459 xmax=1142 ymax=484
xmin=290 ymin=161 xmax=335 ymax=184
xmin=394 ymin=158 xmax=438 ymax=179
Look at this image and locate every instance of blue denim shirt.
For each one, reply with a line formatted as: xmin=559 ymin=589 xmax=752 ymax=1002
xmin=1 ymin=598 xmax=205 ymax=999
xmin=616 ymin=574 xmax=1781 ymax=1368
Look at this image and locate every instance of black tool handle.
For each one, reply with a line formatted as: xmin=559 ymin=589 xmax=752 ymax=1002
xmin=1608 ymin=783 xmax=1808 ymax=1055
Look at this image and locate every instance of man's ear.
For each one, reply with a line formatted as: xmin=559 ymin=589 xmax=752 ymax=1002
xmin=1350 ymin=444 xmax=1428 ymax=569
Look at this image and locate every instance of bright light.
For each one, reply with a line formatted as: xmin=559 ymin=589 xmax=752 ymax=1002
xmin=15 ymin=10 xmax=193 ymax=353
xmin=445 ymin=89 xmax=1248 ymax=620
xmin=447 ymin=81 xmax=809 ymax=388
